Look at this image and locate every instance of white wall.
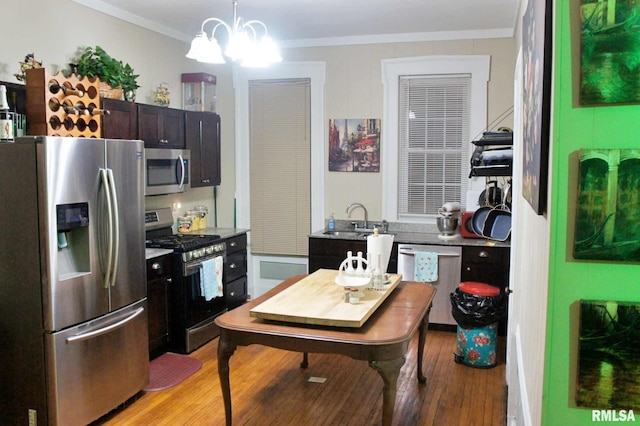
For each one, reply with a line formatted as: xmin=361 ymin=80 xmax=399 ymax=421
xmin=505 ymin=1 xmax=551 ymax=424
xmin=284 ymin=39 xmax=517 ymax=227
xmin=0 ymin=0 xmax=237 ymax=227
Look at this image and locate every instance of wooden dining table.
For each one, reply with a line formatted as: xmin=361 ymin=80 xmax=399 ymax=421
xmin=215 ymin=274 xmax=436 ymax=426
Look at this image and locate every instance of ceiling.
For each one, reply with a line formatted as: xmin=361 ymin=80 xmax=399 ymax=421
xmin=73 ymin=0 xmax=520 ymax=48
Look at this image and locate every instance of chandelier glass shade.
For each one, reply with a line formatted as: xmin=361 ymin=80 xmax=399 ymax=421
xmin=186 ymin=0 xmax=282 ymax=67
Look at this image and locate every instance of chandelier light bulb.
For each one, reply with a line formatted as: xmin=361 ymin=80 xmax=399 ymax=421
xmin=186 ymin=0 xmax=281 ymax=67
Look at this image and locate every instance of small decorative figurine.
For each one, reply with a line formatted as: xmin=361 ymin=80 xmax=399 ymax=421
xmin=15 ymin=53 xmax=43 ymax=82
xmin=154 ymin=82 xmax=170 ymax=107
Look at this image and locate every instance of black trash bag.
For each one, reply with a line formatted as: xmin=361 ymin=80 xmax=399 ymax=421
xmin=450 ymin=287 xmax=506 ymax=328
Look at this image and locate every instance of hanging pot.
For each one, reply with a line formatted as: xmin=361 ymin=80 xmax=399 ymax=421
xmin=478 ymin=180 xmax=502 ymax=207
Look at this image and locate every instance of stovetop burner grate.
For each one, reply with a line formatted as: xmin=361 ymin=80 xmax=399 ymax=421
xmin=146 ymin=233 xmax=222 ymax=252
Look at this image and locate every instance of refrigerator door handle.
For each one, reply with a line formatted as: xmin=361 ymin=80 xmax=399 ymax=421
xmin=106 ymin=168 xmax=120 ymax=287
xmin=178 ymin=154 xmax=185 ymax=189
xmin=100 ymin=168 xmax=114 ymax=288
xmin=65 ymin=307 xmax=145 ymax=343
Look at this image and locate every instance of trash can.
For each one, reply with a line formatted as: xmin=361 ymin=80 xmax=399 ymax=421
xmin=450 ymin=281 xmax=505 ymax=368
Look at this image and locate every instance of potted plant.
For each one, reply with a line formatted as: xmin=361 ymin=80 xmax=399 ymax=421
xmin=73 ymin=46 xmax=139 ymax=101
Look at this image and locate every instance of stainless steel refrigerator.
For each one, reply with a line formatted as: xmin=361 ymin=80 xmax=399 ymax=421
xmin=0 ymin=136 xmax=148 ymax=425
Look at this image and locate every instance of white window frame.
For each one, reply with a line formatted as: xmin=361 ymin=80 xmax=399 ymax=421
xmin=234 ymin=62 xmax=326 ymax=297
xmin=381 ymin=55 xmax=490 ymax=222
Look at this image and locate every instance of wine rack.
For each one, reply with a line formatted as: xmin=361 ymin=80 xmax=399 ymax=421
xmin=26 ymin=68 xmax=103 ymax=138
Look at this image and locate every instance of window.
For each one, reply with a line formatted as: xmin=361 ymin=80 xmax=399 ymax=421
xmin=381 ymin=55 xmax=490 ymax=222
xmin=399 ymin=74 xmax=470 ymax=217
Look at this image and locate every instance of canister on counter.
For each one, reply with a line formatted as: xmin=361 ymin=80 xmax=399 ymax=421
xmin=186 ymin=210 xmax=200 ymax=231
xmin=177 ymin=216 xmax=193 ymax=233
xmin=195 ymin=205 xmax=208 ymax=229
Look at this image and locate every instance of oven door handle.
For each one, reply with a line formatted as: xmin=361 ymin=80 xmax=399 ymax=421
xmin=183 ymin=255 xmax=224 ymax=276
xmin=398 ymin=249 xmax=460 ymax=257
xmin=185 ymin=261 xmax=205 ymax=276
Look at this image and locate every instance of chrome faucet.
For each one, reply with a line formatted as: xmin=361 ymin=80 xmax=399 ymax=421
xmin=345 ymin=202 xmax=368 ymax=230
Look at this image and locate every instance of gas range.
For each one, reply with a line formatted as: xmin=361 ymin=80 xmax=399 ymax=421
xmin=144 ymin=207 xmax=228 ymax=354
xmin=146 ymin=234 xmax=225 ymax=261
xmin=144 ymin=208 xmax=225 ymax=261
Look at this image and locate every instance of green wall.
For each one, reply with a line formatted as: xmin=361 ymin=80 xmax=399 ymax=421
xmin=543 ymin=1 xmax=640 ymax=424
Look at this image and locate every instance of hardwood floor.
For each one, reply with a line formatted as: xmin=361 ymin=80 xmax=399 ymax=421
xmin=96 ymin=330 xmax=506 ymax=426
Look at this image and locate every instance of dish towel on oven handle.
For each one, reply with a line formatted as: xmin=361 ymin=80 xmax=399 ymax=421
xmin=201 ymin=256 xmax=224 ymax=301
xmin=414 ymin=251 xmax=438 ymax=283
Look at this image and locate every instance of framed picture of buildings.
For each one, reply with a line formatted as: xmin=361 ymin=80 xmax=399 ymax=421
xmin=522 ymin=0 xmax=552 ymax=215
xmin=580 ymin=0 xmax=640 ymax=105
xmin=574 ymin=149 xmax=640 ymax=262
xmin=328 ymin=119 xmax=380 ymax=172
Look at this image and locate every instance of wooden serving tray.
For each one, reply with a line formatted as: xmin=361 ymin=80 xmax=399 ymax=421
xmin=250 ymin=269 xmax=403 ymax=327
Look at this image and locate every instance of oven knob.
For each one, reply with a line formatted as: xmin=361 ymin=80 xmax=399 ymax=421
xmin=206 ymin=246 xmax=214 ymax=255
xmin=193 ymin=250 xmax=201 ymax=259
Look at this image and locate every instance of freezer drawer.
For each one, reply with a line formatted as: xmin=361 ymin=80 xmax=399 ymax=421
xmin=397 ymin=244 xmax=462 ymax=326
xmin=45 ymin=300 xmax=149 ymax=426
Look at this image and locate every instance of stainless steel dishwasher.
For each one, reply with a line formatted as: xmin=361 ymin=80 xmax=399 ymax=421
xmin=397 ymin=244 xmax=461 ymax=326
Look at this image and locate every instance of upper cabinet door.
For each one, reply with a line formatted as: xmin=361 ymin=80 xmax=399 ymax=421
xmin=185 ymin=111 xmax=221 ymax=187
xmin=101 ymin=98 xmax=137 ymax=140
xmin=138 ymin=104 xmax=185 ymax=149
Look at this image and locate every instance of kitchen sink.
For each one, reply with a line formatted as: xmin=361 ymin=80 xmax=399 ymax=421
xmin=322 ymin=230 xmax=394 ymax=239
xmin=322 ymin=230 xmax=368 ymax=238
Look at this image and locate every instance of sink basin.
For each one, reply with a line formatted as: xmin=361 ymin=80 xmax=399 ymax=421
xmin=322 ymin=230 xmax=394 ymax=239
xmin=322 ymin=230 xmax=369 ymax=238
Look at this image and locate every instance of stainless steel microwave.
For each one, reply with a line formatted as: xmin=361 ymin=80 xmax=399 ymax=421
xmin=144 ymin=148 xmax=190 ymax=195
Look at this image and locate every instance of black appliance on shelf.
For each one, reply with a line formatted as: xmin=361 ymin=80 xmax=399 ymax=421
xmin=469 ymin=131 xmax=513 ymax=177
xmin=145 ymin=208 xmax=226 ymax=354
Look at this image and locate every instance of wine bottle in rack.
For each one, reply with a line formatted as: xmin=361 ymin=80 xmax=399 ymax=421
xmin=0 ymin=85 xmax=15 ymax=142
xmin=49 ymin=116 xmax=62 ymax=130
xmin=87 ymin=103 xmax=110 ymax=116
xmin=48 ymin=80 xmax=84 ymax=97
xmin=62 ymin=117 xmax=75 ymax=131
xmin=61 ymin=100 xmax=81 ymax=115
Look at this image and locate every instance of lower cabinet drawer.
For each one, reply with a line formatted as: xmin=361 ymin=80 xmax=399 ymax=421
xmin=225 ymin=276 xmax=247 ymax=308
xmin=225 ymin=251 xmax=247 ymax=283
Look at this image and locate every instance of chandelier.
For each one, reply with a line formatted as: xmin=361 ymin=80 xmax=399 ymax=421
xmin=186 ymin=0 xmax=282 ymax=67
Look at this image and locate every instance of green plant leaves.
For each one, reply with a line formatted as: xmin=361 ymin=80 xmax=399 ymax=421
xmin=75 ymin=46 xmax=139 ymax=93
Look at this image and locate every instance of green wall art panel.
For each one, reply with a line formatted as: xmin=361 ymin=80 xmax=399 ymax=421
xmin=577 ymin=300 xmax=640 ymax=410
xmin=574 ymin=148 xmax=640 ymax=262
xmin=580 ymin=0 xmax=640 ymax=105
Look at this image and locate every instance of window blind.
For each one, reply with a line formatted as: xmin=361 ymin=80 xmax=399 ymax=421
xmin=398 ymin=74 xmax=471 ymax=217
xmin=249 ymin=78 xmax=311 ymax=255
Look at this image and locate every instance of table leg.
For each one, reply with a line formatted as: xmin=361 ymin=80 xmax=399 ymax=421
xmin=369 ymin=357 xmax=406 ymax=426
xmin=417 ymin=307 xmax=431 ymax=383
xmin=300 ymin=352 xmax=309 ymax=368
xmin=218 ymin=337 xmax=237 ymax=426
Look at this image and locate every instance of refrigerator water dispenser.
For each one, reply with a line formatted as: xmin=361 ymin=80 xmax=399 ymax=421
xmin=56 ymin=202 xmax=90 ymax=279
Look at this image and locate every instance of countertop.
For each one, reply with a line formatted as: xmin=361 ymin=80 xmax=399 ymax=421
xmin=145 ymin=227 xmax=250 ymax=260
xmin=309 ymin=220 xmax=510 ymax=248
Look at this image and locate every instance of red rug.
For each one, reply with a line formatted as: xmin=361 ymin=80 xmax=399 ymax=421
xmin=143 ymin=352 xmax=203 ymax=392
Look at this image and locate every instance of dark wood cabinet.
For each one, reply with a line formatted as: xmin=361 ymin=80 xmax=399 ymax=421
xmin=460 ymin=246 xmax=510 ymax=290
xmin=224 ymin=233 xmax=248 ymax=309
xmin=138 ymin=104 xmax=185 ymax=148
xmin=460 ymin=245 xmax=510 ymax=334
xmin=185 ymin=111 xmax=221 ymax=187
xmin=101 ymin=98 xmax=137 ymax=140
xmin=308 ymin=237 xmax=398 ymax=274
xmin=146 ymin=254 xmax=171 ymax=359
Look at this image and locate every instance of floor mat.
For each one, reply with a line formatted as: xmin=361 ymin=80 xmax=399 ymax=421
xmin=143 ymin=352 xmax=203 ymax=392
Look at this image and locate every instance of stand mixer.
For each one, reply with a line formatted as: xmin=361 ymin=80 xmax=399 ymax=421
xmin=436 ymin=202 xmax=461 ymax=240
